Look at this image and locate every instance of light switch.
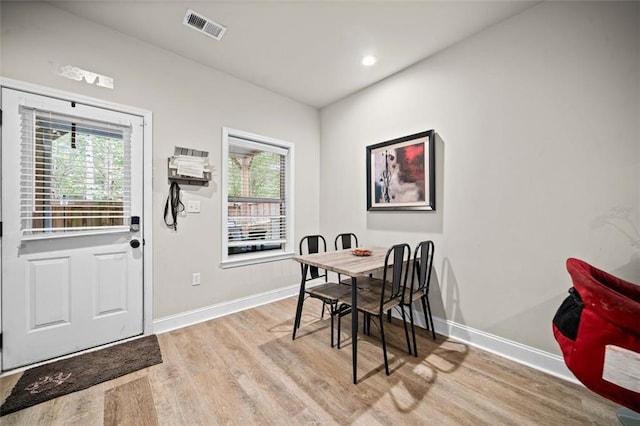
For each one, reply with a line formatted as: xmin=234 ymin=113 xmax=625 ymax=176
xmin=187 ymin=200 xmax=201 ymax=213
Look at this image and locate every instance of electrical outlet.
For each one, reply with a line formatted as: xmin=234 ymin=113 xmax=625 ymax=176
xmin=187 ymin=200 xmax=201 ymax=213
xmin=192 ymin=272 xmax=201 ymax=286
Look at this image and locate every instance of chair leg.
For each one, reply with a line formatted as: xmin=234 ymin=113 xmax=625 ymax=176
xmin=321 ymin=301 xmax=326 ymax=319
xmin=387 ymin=309 xmax=392 ymax=323
xmin=379 ymin=316 xmax=390 ymax=375
xmin=399 ymin=305 xmax=412 ymax=356
xmin=426 ymin=298 xmax=436 ymax=341
xmin=400 ymin=303 xmax=418 ymax=357
xmin=330 ymin=303 xmax=335 ymax=347
xmin=408 ymin=302 xmax=417 ymax=357
xmin=422 ymin=295 xmax=436 ymax=341
xmin=337 ymin=307 xmax=342 ymax=349
xmin=363 ymin=312 xmax=367 ymax=334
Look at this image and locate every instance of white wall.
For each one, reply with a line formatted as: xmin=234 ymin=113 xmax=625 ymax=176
xmin=1 ymin=1 xmax=638 ymax=358
xmin=320 ymin=1 xmax=640 ymax=354
xmin=0 ymin=2 xmax=320 ymax=319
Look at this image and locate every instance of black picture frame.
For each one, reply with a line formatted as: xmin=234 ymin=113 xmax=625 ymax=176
xmin=366 ymin=130 xmax=435 ymax=211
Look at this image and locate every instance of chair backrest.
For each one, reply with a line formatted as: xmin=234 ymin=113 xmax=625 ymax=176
xmin=335 ymin=233 xmax=358 ymax=250
xmin=379 ymin=243 xmax=411 ymax=311
xmin=410 ymin=241 xmax=435 ymax=295
xmin=334 ymin=233 xmax=359 ymax=282
xmin=299 ymin=235 xmax=328 ymax=281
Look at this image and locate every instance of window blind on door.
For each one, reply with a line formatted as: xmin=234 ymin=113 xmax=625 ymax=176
xmin=19 ymin=106 xmax=132 ymax=237
xmin=226 ymin=136 xmax=288 ymax=253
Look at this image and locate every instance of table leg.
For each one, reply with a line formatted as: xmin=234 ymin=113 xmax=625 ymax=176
xmin=351 ymin=276 xmax=358 ymax=384
xmin=292 ymin=264 xmax=309 ymax=340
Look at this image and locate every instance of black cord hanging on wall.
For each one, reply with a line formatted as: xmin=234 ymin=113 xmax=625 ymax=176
xmin=164 ymin=181 xmax=184 ymax=230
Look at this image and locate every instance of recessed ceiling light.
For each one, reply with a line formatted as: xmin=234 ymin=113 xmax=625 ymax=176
xmin=361 ymin=55 xmax=377 ymax=66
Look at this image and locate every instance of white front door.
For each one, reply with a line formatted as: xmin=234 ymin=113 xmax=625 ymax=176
xmin=1 ymin=88 xmax=144 ymax=370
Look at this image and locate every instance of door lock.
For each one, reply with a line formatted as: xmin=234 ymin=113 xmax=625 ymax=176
xmin=130 ymin=239 xmax=141 ymax=248
xmin=130 ymin=216 xmax=140 ymax=232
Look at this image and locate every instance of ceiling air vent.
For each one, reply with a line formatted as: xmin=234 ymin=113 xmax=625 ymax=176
xmin=183 ymin=9 xmax=227 ymax=40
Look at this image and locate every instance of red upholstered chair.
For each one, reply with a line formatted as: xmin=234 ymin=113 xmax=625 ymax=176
xmin=553 ymin=258 xmax=640 ymax=421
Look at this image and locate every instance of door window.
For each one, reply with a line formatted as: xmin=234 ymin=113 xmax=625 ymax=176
xmin=19 ymin=107 xmax=132 ymax=237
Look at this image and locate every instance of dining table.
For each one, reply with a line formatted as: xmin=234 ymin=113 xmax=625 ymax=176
xmin=291 ymin=247 xmax=388 ymax=384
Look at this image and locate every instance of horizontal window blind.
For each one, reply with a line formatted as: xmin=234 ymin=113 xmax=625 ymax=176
xmin=19 ymin=106 xmax=132 ymax=237
xmin=227 ymin=137 xmax=287 ymax=253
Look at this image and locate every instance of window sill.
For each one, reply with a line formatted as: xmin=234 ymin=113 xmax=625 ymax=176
xmin=220 ymin=250 xmax=294 ymax=269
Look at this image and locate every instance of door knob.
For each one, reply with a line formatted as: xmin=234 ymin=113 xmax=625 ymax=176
xmin=130 ymin=239 xmax=141 ymax=248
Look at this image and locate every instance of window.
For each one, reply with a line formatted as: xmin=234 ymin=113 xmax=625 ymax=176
xmin=20 ymin=106 xmax=131 ymax=238
xmin=221 ymin=128 xmax=294 ymax=268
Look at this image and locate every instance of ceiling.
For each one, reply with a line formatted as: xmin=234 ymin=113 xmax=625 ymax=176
xmin=48 ymin=1 xmax=538 ymax=108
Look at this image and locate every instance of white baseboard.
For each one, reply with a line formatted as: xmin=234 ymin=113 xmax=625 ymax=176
xmin=405 ymin=309 xmax=579 ymax=385
xmin=153 ymin=283 xmax=578 ymax=385
xmin=153 ymin=283 xmax=300 ymax=334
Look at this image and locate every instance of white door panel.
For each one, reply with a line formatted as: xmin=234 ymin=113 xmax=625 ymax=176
xmin=29 ymin=256 xmax=71 ymax=329
xmin=1 ymin=88 xmax=144 ymax=370
xmin=94 ymin=251 xmax=129 ymax=316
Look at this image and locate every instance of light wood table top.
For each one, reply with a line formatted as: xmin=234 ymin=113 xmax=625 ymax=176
xmin=292 ymin=247 xmax=388 ymax=277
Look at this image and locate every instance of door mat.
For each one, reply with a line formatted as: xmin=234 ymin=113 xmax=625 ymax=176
xmin=0 ymin=334 xmax=162 ymax=416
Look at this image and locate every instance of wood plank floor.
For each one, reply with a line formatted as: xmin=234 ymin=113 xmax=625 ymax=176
xmin=0 ymin=296 xmax=619 ymax=425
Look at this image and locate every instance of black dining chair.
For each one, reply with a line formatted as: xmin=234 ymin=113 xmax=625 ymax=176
xmin=334 ymin=233 xmax=382 ymax=294
xmin=334 ymin=233 xmax=359 ymax=285
xmin=293 ymin=235 xmax=351 ymax=347
xmin=334 ymin=232 xmax=385 ymax=337
xmin=335 ymin=233 xmax=358 ymax=251
xmin=401 ymin=241 xmax=436 ymax=357
xmin=336 ymin=243 xmax=412 ymax=375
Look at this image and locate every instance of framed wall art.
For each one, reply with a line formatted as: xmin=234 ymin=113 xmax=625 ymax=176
xmin=366 ymin=130 xmax=435 ymax=211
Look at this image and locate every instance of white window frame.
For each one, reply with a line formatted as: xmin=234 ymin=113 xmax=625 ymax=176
xmin=221 ymin=127 xmax=295 ymax=268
